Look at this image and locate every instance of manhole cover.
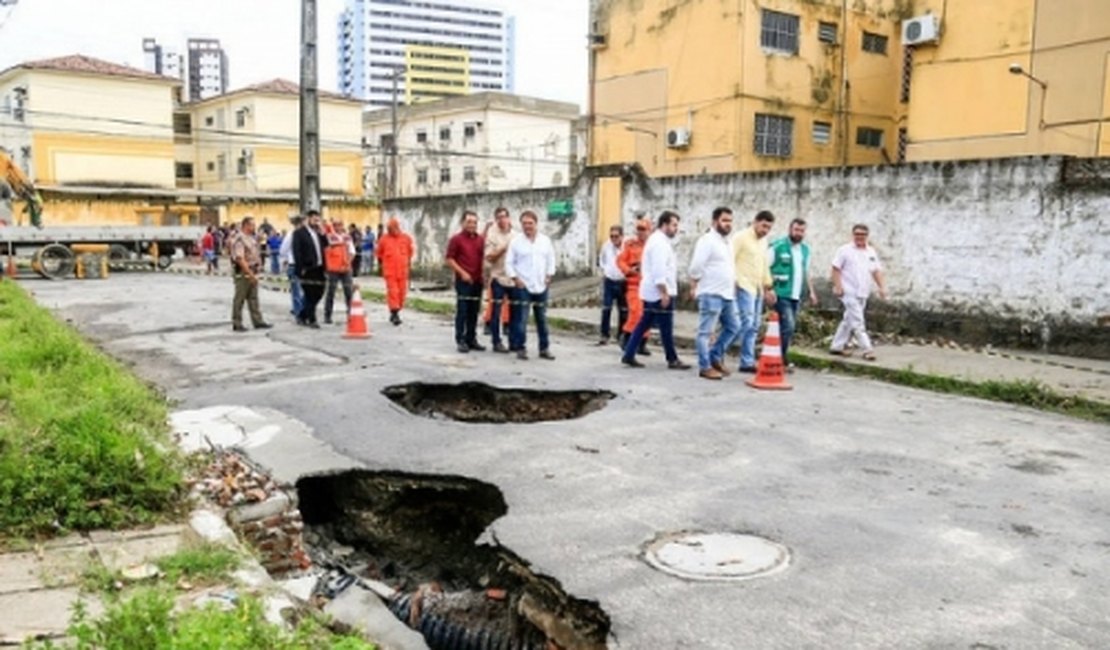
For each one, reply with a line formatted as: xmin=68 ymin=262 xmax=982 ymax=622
xmin=643 ymin=531 xmax=790 ymax=581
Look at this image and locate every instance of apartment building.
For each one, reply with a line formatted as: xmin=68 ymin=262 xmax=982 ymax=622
xmin=906 ymin=0 xmax=1110 ymax=161
xmin=141 ymin=37 xmax=229 ymax=103
xmin=0 ymin=54 xmax=178 ymax=188
xmin=590 ymin=0 xmax=907 ymax=177
xmin=181 ymin=79 xmax=364 ymax=196
xmin=338 ymin=0 xmax=515 ymax=107
xmin=363 ymin=92 xmax=580 ymax=198
xmin=142 ymin=38 xmax=184 ymax=81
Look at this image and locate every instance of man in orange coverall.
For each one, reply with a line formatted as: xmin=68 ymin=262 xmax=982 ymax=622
xmin=375 ymin=217 xmax=414 ymax=325
xmin=616 ymin=218 xmax=652 ymax=356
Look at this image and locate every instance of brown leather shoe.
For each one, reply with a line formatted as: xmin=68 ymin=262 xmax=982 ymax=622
xmin=710 ymin=360 xmax=731 ymax=377
xmin=699 ymin=368 xmax=724 ymax=380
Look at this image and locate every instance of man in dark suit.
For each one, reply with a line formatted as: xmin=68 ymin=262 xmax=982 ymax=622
xmin=292 ymin=210 xmax=328 ymax=328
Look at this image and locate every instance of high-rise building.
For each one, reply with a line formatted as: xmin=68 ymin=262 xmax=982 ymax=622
xmin=142 ymin=38 xmax=183 ymax=82
xmin=186 ymin=38 xmax=229 ymax=103
xmin=337 ymin=0 xmax=516 ymax=107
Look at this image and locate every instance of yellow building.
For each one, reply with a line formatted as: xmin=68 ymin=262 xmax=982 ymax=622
xmin=590 ymin=0 xmax=910 ymax=176
xmin=0 ymin=54 xmax=179 ymax=188
xmin=182 ymin=79 xmax=365 ymax=197
xmin=906 ymin=0 xmax=1110 ymax=161
xmin=405 ymin=45 xmax=471 ymax=104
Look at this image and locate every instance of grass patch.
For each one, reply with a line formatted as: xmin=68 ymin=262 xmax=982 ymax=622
xmin=30 ymin=588 xmax=376 ymax=650
xmin=155 ymin=543 xmax=240 ymax=586
xmin=0 ymin=282 xmax=183 ymax=541
xmin=792 ymin=352 xmax=1110 ymax=423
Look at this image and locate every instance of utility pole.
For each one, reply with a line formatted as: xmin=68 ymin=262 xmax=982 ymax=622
xmin=299 ymin=0 xmax=321 ymax=215
xmin=389 ymin=67 xmax=403 ymax=199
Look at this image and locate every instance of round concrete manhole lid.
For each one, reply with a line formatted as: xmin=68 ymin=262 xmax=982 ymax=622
xmin=643 ymin=531 xmax=790 ymax=581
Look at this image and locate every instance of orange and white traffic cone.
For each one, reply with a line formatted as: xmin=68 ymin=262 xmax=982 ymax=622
xmin=343 ymin=287 xmax=372 ymax=339
xmin=747 ymin=312 xmax=792 ymax=391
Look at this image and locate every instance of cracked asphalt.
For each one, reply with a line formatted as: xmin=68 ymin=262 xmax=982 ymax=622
xmin=24 ymin=273 xmax=1110 ymax=649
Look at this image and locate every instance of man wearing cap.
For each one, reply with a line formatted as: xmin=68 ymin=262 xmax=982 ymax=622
xmin=229 ymin=215 xmax=272 ymax=332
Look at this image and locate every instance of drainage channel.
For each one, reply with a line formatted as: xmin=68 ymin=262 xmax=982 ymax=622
xmin=382 ymin=382 xmax=615 ymax=424
xmin=297 ymin=469 xmax=610 ymax=650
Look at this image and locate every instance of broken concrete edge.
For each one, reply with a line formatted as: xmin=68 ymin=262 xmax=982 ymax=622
xmin=790 ymin=352 xmax=1110 ymax=424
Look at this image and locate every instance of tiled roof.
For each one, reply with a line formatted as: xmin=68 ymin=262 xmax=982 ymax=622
xmin=5 ymin=54 xmax=177 ymax=83
xmin=235 ymin=78 xmax=353 ymax=102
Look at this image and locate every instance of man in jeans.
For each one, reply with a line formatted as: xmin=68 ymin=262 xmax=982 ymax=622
xmin=621 ymin=211 xmax=690 ymax=370
xmin=769 ymin=218 xmax=818 ymax=367
xmin=597 ymin=224 xmax=628 ymax=345
xmin=688 ymin=207 xmax=740 ymax=380
xmin=732 ymin=210 xmax=776 ymax=373
xmin=446 ymin=211 xmax=486 ymax=353
xmin=483 ymin=207 xmax=514 ymax=353
xmin=322 ymin=218 xmax=355 ymax=325
xmin=830 ymin=224 xmax=887 ymax=360
xmin=505 ymin=211 xmax=556 ymax=361
xmin=278 ymin=215 xmax=304 ymax=320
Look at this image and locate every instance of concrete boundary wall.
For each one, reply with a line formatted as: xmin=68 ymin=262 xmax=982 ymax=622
xmin=385 ymin=157 xmax=1108 ymax=357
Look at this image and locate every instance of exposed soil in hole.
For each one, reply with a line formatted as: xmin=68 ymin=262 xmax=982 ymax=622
xmin=298 ymin=470 xmax=609 ymax=649
xmin=382 ymin=382 xmax=615 ymax=424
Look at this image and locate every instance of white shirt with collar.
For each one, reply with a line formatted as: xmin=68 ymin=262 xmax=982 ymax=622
xmin=279 ymin=230 xmax=296 ymax=265
xmin=639 ymin=230 xmax=677 ymax=302
xmin=688 ymin=229 xmax=735 ymax=299
xmin=599 ymin=240 xmax=625 ymax=281
xmin=505 ymin=232 xmax=556 ymax=294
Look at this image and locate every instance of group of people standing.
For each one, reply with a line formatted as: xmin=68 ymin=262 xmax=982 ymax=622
xmin=597 ymin=208 xmax=887 ymax=379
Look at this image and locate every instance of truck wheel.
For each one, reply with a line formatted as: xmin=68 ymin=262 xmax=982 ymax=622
xmin=108 ymin=244 xmax=131 ymax=261
xmin=157 ymin=253 xmax=174 ymax=270
xmin=30 ymin=244 xmax=77 ymax=280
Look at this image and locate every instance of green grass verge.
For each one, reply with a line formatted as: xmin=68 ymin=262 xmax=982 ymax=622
xmin=80 ymin=543 xmax=242 ymax=593
xmin=791 ymin=352 xmax=1110 ymax=424
xmin=30 ymin=588 xmax=376 ymax=650
xmin=0 ymin=282 xmax=183 ymax=540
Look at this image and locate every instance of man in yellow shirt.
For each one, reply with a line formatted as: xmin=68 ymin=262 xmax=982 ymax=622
xmin=732 ymin=210 xmax=777 ymax=372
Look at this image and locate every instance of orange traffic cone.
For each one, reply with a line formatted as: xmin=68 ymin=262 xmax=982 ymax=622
xmin=747 ymin=312 xmax=792 ymax=391
xmin=343 ymin=287 xmax=372 ymax=339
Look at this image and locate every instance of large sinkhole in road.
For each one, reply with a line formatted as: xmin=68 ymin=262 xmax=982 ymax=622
xmin=382 ymin=382 xmax=615 ymax=424
xmin=298 ymin=469 xmax=610 ymax=649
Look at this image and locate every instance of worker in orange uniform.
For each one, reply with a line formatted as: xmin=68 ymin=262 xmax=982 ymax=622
xmin=376 ymin=217 xmax=414 ymax=325
xmin=616 ymin=218 xmax=652 ymax=356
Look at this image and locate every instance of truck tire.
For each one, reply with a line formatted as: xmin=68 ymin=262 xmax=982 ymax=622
xmin=30 ymin=244 xmax=77 ymax=280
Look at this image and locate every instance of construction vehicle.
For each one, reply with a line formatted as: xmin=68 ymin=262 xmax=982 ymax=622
xmin=1 ymin=150 xmax=204 ymax=279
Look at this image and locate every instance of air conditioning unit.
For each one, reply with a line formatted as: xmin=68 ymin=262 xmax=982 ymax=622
xmin=666 ymin=127 xmax=691 ymax=149
xmin=902 ymin=15 xmax=940 ymax=45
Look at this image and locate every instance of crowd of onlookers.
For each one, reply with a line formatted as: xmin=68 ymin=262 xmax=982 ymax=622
xmin=198 ymin=219 xmax=381 ymax=278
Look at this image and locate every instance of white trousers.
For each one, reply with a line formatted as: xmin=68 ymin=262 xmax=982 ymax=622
xmin=831 ymin=295 xmax=873 ymax=352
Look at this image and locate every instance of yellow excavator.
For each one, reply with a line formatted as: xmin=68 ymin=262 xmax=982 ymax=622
xmin=0 ymin=150 xmax=43 ymax=229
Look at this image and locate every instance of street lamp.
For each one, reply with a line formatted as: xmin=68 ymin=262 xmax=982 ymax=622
xmin=1009 ymin=62 xmax=1048 ymax=129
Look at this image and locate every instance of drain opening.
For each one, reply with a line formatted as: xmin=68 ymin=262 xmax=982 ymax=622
xmin=642 ymin=531 xmax=791 ymax=582
xmin=298 ymin=469 xmax=610 ymax=649
xmin=383 ymin=382 xmax=615 ymax=424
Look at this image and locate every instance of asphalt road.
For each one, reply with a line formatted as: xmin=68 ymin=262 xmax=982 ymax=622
xmin=24 ymin=273 xmax=1110 ymax=649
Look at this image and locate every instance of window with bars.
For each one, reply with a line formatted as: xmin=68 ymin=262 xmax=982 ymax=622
xmin=812 ymin=121 xmax=832 ymax=145
xmin=754 ymin=114 xmax=794 ymax=157
xmin=862 ymin=31 xmax=888 ymax=54
xmin=439 ymin=127 xmax=451 ymax=142
xmin=761 ymin=9 xmax=799 ymax=54
xmin=440 ymin=167 xmax=451 ymax=184
xmin=818 ymin=22 xmax=838 ymax=44
xmin=856 ymin=127 xmax=884 ymax=148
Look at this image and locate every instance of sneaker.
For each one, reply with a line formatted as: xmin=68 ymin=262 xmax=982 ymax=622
xmin=468 ymin=341 xmax=487 ymax=352
xmin=668 ymin=360 xmax=692 ymax=371
xmin=699 ymin=368 xmax=724 ymax=380
xmin=621 ymin=357 xmax=644 ymax=368
xmin=307 ymin=322 xmax=321 ymax=330
xmin=232 ymin=324 xmax=248 ymax=332
xmin=738 ymin=366 xmax=757 ymax=374
xmin=710 ymin=360 xmax=731 ymax=377
xmin=457 ymin=343 xmax=470 ymax=353
xmin=253 ymin=322 xmax=273 ymax=330
xmin=539 ymin=349 xmax=555 ymax=361
xmin=516 ymin=350 xmax=529 ymax=360
xmin=492 ymin=343 xmax=509 ymax=354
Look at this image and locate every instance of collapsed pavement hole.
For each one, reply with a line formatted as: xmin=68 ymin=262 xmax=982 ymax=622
xmin=297 ymin=469 xmax=610 ymax=650
xmin=383 ymin=382 xmax=616 ymax=424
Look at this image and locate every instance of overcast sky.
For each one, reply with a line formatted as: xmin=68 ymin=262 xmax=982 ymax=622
xmin=0 ymin=0 xmax=589 ymax=108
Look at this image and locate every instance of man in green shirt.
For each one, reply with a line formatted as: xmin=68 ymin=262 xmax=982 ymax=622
xmin=769 ymin=218 xmax=818 ymax=365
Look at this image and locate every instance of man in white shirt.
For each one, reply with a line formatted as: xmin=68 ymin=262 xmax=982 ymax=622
xmin=830 ymin=223 xmax=887 ymax=360
xmin=278 ymin=215 xmax=304 ymax=320
xmin=597 ymin=224 xmax=628 ymax=345
xmin=504 ymin=210 xmax=557 ymax=361
xmin=688 ymin=207 xmax=740 ymax=380
xmin=621 ymin=211 xmax=691 ymax=370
